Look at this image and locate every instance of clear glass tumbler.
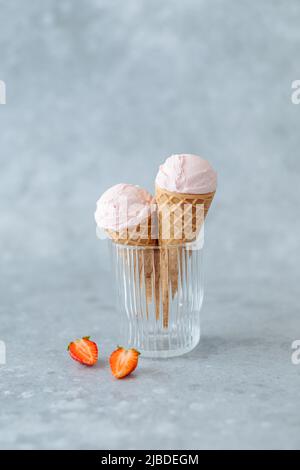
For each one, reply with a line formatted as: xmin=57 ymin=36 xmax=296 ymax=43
xmin=110 ymin=235 xmax=204 ymax=358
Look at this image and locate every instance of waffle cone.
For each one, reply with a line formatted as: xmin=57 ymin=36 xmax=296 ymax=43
xmin=105 ymin=213 xmax=157 ymax=247
xmin=155 ymin=186 xmax=215 ymax=244
xmin=156 ymin=185 xmax=215 ymax=327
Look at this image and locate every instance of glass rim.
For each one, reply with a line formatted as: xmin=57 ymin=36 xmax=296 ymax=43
xmin=97 ymin=226 xmax=205 ymax=250
xmin=109 ymin=237 xmax=204 ymax=251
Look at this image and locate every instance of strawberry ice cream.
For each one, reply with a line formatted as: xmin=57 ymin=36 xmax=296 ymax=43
xmin=95 ymin=183 xmax=156 ymax=232
xmin=155 ymin=154 xmax=217 ymax=194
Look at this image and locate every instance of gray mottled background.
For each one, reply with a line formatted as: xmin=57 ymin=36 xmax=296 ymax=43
xmin=1 ymin=0 xmax=300 ymax=450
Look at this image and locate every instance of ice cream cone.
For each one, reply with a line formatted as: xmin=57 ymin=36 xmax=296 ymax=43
xmin=95 ymin=184 xmax=159 ymax=317
xmin=155 ymin=154 xmax=217 ymax=328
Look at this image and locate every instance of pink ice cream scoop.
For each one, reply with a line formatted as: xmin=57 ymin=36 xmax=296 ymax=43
xmin=95 ymin=183 xmax=156 ymax=232
xmin=155 ymin=154 xmax=217 ymax=194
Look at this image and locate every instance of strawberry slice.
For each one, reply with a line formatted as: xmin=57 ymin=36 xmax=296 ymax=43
xmin=109 ymin=346 xmax=140 ymax=379
xmin=68 ymin=336 xmax=98 ymax=366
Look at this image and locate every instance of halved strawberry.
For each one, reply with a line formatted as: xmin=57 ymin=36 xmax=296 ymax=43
xmin=68 ymin=336 xmax=98 ymax=366
xmin=109 ymin=346 xmax=140 ymax=379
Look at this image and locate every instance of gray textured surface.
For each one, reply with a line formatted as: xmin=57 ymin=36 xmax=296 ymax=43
xmin=1 ymin=0 xmax=300 ymax=450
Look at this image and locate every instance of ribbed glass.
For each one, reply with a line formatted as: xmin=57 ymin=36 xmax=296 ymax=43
xmin=110 ymin=242 xmax=204 ymax=358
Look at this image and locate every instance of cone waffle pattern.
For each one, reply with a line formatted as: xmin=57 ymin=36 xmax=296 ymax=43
xmin=156 ymin=186 xmax=215 ymax=327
